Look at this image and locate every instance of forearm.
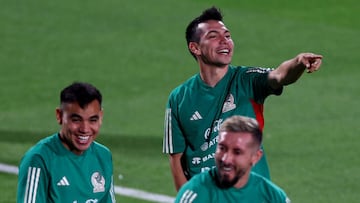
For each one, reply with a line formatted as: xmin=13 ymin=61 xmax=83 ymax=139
xmin=169 ymin=153 xmax=188 ymax=191
xmin=268 ymin=53 xmax=323 ymax=89
xmin=269 ymin=56 xmax=305 ymax=89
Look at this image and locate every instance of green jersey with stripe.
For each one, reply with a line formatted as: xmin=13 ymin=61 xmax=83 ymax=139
xmin=17 ymin=133 xmax=116 ymax=203
xmin=163 ymin=65 xmax=282 ymax=179
xmin=175 ymin=168 xmax=291 ymax=203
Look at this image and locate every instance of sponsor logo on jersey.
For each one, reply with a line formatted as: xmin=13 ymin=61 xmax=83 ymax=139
xmin=222 ymin=94 xmax=236 ymax=113
xmin=202 ymin=153 xmax=215 ymax=163
xmin=190 ymin=111 xmax=203 ymax=121
xmin=91 ymin=172 xmax=105 ymax=193
xmin=200 ymin=142 xmax=208 ymax=151
xmin=204 ymin=119 xmax=223 ymax=142
xmin=57 ymin=176 xmax=70 ymax=186
xmin=191 ymin=151 xmax=217 ymax=166
xmin=200 ymin=136 xmax=219 ymax=152
xmin=192 ymin=157 xmax=201 ymax=165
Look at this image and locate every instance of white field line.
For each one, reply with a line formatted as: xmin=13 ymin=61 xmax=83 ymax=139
xmin=0 ymin=163 xmax=175 ymax=203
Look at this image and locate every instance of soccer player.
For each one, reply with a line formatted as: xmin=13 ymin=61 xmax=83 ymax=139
xmin=175 ymin=115 xmax=291 ymax=203
xmin=163 ymin=6 xmax=323 ymax=191
xmin=17 ymin=82 xmax=116 ymax=203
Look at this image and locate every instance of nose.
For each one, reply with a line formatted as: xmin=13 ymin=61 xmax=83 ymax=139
xmin=79 ymin=121 xmax=90 ymax=133
xmin=219 ymin=36 xmax=227 ymax=44
xmin=221 ymin=152 xmax=232 ymax=164
xmin=219 ymin=35 xmax=230 ymax=44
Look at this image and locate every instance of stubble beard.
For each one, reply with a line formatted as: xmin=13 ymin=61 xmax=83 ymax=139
xmin=217 ymin=168 xmax=245 ymax=189
xmin=218 ymin=175 xmax=239 ymax=188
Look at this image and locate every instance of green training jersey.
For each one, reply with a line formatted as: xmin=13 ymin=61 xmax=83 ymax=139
xmin=17 ymin=133 xmax=116 ymax=203
xmin=163 ymin=65 xmax=282 ymax=179
xmin=175 ymin=168 xmax=291 ymax=203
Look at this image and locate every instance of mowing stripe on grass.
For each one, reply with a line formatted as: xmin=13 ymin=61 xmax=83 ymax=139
xmin=0 ymin=163 xmax=175 ymax=203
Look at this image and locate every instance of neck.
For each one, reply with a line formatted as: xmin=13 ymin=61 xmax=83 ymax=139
xmin=199 ymin=64 xmax=229 ymax=87
xmin=233 ymin=171 xmax=251 ymax=189
xmin=57 ymin=133 xmax=83 ymax=155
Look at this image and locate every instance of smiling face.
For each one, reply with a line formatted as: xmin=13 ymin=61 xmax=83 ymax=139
xmin=189 ymin=20 xmax=234 ymax=68
xmin=215 ymin=131 xmax=262 ymax=188
xmin=56 ymin=100 xmax=103 ymax=155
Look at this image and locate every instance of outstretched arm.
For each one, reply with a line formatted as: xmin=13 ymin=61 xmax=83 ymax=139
xmin=268 ymin=53 xmax=323 ymax=89
xmin=169 ymin=153 xmax=188 ymax=191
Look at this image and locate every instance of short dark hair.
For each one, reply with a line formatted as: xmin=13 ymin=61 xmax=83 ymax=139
xmin=60 ymin=82 xmax=102 ymax=109
xmin=185 ymin=6 xmax=223 ymax=59
xmin=219 ymin=116 xmax=263 ymax=146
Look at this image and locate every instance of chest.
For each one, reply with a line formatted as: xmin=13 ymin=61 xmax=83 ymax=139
xmin=46 ymin=154 xmax=109 ymax=202
xmin=178 ymin=86 xmax=257 ymax=141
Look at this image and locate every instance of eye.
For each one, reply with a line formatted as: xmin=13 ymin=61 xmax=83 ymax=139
xmin=208 ymin=34 xmax=217 ymax=39
xmin=89 ymin=116 xmax=100 ymax=123
xmin=71 ymin=117 xmax=81 ymax=122
xmin=90 ymin=118 xmax=99 ymax=123
xmin=217 ymin=144 xmax=226 ymax=152
xmin=233 ymin=149 xmax=242 ymax=155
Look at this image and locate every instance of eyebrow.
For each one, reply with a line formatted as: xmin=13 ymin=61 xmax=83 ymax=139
xmin=70 ymin=114 xmax=82 ymax=119
xmin=69 ymin=114 xmax=100 ymax=120
xmin=207 ymin=29 xmax=230 ymax=35
xmin=89 ymin=115 xmax=100 ymax=120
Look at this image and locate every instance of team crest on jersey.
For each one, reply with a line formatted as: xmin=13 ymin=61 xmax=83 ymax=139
xmin=222 ymin=94 xmax=236 ymax=113
xmin=91 ymin=172 xmax=105 ymax=193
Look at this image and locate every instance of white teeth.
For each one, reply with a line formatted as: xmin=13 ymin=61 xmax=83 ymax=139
xmin=223 ymin=167 xmax=232 ymax=171
xmin=78 ymin=136 xmax=89 ymax=141
xmin=218 ymin=49 xmax=229 ymax=54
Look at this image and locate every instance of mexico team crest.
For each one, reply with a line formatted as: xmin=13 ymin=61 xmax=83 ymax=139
xmin=222 ymin=94 xmax=236 ymax=113
xmin=91 ymin=172 xmax=105 ymax=193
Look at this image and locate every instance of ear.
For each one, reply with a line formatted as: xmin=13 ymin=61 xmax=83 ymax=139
xmin=189 ymin=42 xmax=201 ymax=56
xmin=55 ymin=108 xmax=63 ymax=125
xmin=99 ymin=109 xmax=104 ymax=125
xmin=251 ymin=148 xmax=263 ymax=166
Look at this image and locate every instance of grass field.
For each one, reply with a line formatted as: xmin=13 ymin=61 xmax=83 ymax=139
xmin=1 ymin=0 xmax=359 ymax=202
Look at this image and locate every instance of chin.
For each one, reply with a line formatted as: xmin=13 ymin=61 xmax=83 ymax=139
xmin=218 ymin=174 xmax=238 ymax=189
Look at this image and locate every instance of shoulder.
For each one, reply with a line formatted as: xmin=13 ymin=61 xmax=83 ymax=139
xmin=175 ymin=171 xmax=213 ymax=203
xmin=250 ymin=172 xmax=291 ymax=203
xmin=22 ymin=134 xmax=57 ymax=158
xmin=182 ymin=171 xmax=209 ymax=189
xmin=169 ymin=74 xmax=198 ymax=97
xmin=91 ymin=141 xmax=112 ymax=156
xmin=19 ymin=134 xmax=59 ymax=170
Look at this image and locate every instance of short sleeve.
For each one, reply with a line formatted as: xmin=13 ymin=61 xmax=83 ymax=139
xmin=238 ymin=67 xmax=283 ymax=103
xmin=163 ymin=91 xmax=186 ymax=154
xmin=17 ymin=154 xmax=49 ymax=203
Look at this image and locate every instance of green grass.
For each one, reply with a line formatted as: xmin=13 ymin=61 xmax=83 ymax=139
xmin=1 ymin=0 xmax=359 ymax=202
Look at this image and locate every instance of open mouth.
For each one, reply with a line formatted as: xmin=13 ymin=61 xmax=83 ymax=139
xmin=217 ymin=49 xmax=230 ymax=54
xmin=77 ymin=135 xmax=90 ymax=144
xmin=220 ymin=164 xmax=234 ymax=174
